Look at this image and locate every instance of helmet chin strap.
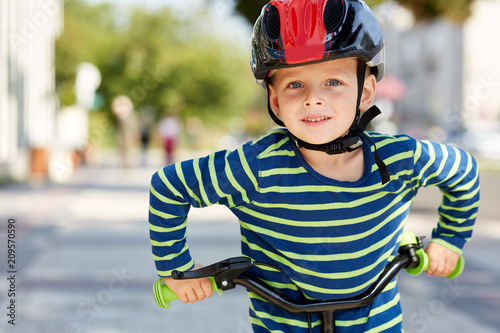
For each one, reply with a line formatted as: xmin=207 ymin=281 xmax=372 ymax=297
xmin=267 ymin=63 xmax=390 ymax=184
xmin=291 ymin=105 xmax=390 ymax=184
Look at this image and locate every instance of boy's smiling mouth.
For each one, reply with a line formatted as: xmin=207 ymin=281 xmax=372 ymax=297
xmin=302 ymin=116 xmax=331 ymax=125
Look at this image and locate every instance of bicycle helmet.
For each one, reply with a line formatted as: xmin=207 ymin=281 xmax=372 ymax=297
xmin=251 ymin=0 xmax=390 ymax=184
xmin=251 ymin=0 xmax=385 ymax=86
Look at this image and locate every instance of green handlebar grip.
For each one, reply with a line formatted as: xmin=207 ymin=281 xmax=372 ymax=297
xmin=400 ymin=232 xmax=464 ymax=278
xmin=406 ymin=248 xmax=464 ymax=278
xmin=153 ymin=276 xmax=223 ymax=309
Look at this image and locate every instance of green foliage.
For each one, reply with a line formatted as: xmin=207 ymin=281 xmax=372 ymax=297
xmin=395 ymin=0 xmax=474 ymax=22
xmin=365 ymin=0 xmax=387 ymax=8
xmin=234 ymin=0 xmax=267 ymax=24
xmin=55 ymin=1 xmax=119 ymax=106
xmin=55 ymin=0 xmax=262 ymax=131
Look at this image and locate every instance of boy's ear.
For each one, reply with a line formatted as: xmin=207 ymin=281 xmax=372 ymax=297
xmin=360 ymin=74 xmax=377 ymax=111
xmin=267 ymin=83 xmax=281 ymax=117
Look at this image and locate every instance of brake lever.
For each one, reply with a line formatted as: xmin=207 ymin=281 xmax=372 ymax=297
xmin=172 ymin=256 xmax=254 ymax=290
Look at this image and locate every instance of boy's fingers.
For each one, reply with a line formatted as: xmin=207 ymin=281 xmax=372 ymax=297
xmin=425 ymin=242 xmax=461 ymax=277
xmin=201 ymin=278 xmax=214 ymax=298
xmin=429 ymin=253 xmax=460 ymax=277
xmin=177 ymin=291 xmax=189 ymax=304
xmin=441 ymin=259 xmax=451 ymax=277
xmin=169 ymin=283 xmax=205 ymax=303
xmin=164 ymin=267 xmax=214 ymax=303
xmin=427 ymin=253 xmax=446 ymax=277
xmin=435 ymin=260 xmax=446 ymax=276
xmin=426 ymin=253 xmax=438 ymax=276
xmin=436 ymin=260 xmax=448 ymax=276
xmin=185 ymin=289 xmax=199 ymax=303
xmin=188 ymin=279 xmax=213 ymax=302
xmin=442 ymin=256 xmax=458 ymax=277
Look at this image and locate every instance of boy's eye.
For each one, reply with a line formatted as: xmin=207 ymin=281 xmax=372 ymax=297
xmin=327 ymin=80 xmax=341 ymax=86
xmin=288 ymin=82 xmax=303 ymax=89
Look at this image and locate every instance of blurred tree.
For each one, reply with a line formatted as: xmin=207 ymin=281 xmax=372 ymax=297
xmin=55 ymin=1 xmax=119 ymax=106
xmin=231 ymin=0 xmax=474 ymax=24
xmin=55 ymin=0 xmax=262 ymax=132
xmin=396 ymin=0 xmax=474 ymax=22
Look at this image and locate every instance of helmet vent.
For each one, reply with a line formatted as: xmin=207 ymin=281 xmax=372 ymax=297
xmin=265 ymin=5 xmax=281 ymax=40
xmin=324 ymin=0 xmax=344 ymax=32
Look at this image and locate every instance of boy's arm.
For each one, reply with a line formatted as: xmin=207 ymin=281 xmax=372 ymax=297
xmin=412 ymin=140 xmax=480 ymax=276
xmin=149 ymin=146 xmax=259 ymax=298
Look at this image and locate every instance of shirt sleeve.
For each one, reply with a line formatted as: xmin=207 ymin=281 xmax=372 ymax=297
xmin=412 ymin=139 xmax=480 ymax=254
xmin=148 ymin=144 xmax=259 ymax=277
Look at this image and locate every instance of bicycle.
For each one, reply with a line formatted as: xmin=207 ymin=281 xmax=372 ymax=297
xmin=153 ymin=232 xmax=464 ymax=333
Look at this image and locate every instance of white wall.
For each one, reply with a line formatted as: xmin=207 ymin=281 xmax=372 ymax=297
xmin=0 ymin=0 xmax=63 ymax=180
xmin=463 ymin=0 xmax=500 ymax=129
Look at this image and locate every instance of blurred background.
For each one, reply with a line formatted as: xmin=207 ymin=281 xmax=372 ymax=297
xmin=1 ymin=0 xmax=500 ymax=183
xmin=0 ymin=0 xmax=499 ymax=332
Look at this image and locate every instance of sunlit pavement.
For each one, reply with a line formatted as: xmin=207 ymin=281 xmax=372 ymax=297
xmin=0 ymin=149 xmax=498 ymax=333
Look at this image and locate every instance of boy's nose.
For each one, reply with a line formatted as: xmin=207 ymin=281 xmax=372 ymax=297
xmin=304 ymin=88 xmax=325 ymax=107
xmin=304 ymin=100 xmax=324 ymax=107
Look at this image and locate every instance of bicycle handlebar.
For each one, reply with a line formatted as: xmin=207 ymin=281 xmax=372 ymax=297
xmin=153 ymin=232 xmax=464 ymax=310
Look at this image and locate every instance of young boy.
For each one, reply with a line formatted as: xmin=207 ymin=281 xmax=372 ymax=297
xmin=149 ymin=0 xmax=480 ymax=332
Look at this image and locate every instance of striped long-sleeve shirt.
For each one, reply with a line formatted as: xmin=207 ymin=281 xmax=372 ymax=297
xmin=149 ymin=129 xmax=479 ymax=332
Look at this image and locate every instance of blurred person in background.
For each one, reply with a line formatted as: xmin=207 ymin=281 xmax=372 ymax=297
xmin=139 ymin=105 xmax=155 ymax=166
xmin=111 ymin=95 xmax=137 ymax=168
xmin=158 ymin=111 xmax=181 ymax=165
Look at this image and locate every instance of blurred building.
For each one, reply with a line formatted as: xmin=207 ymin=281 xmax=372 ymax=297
xmin=376 ymin=0 xmax=500 ymax=143
xmin=464 ymin=0 xmax=500 ymax=129
xmin=0 ymin=0 xmax=63 ymax=182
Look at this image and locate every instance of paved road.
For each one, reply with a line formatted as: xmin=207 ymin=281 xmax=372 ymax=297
xmin=0 ymin=150 xmax=498 ymax=333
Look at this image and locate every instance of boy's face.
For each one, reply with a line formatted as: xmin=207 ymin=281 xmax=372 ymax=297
xmin=268 ymin=58 xmax=375 ymax=145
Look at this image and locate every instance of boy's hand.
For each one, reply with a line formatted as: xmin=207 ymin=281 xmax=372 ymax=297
xmin=425 ymin=242 xmax=460 ymax=277
xmin=163 ymin=264 xmax=214 ymax=303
